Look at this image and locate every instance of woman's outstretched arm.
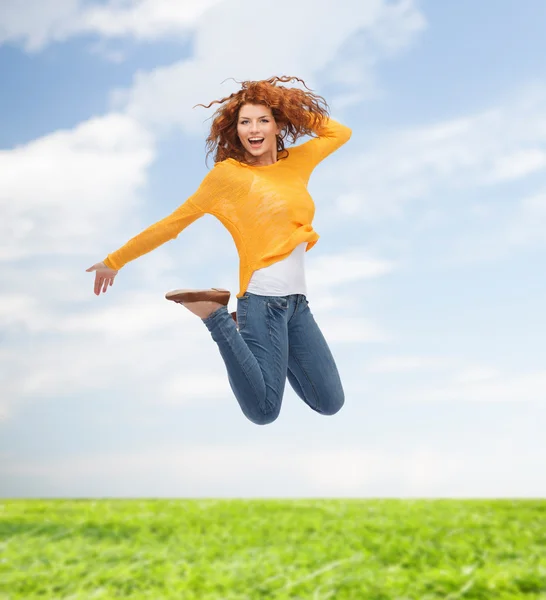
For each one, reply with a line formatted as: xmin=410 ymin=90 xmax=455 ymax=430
xmin=86 ymin=166 xmax=222 ymax=295
xmin=103 ymin=198 xmax=205 ymax=271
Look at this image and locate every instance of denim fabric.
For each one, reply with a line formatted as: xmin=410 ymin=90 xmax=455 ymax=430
xmin=202 ymin=292 xmax=345 ymax=425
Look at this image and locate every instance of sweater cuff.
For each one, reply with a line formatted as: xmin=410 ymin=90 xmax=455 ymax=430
xmin=103 ymin=256 xmax=120 ymax=270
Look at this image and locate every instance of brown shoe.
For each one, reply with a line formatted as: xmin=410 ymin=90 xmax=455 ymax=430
xmin=231 ymin=311 xmax=238 ymax=326
xmin=165 ymin=288 xmax=230 ymax=305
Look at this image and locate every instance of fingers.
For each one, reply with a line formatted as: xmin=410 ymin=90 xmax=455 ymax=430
xmin=94 ymin=276 xmax=114 ymax=295
xmin=88 ymin=263 xmax=115 ymax=295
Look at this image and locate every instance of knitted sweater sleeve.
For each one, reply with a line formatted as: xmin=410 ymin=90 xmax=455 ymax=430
xmin=103 ymin=167 xmax=221 ymax=270
xmin=291 ymin=117 xmax=352 ymax=177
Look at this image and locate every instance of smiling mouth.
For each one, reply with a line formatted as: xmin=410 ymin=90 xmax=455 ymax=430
xmin=248 ymin=138 xmax=264 ymax=148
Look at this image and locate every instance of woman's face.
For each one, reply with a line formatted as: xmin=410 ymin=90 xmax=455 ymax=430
xmin=237 ymin=104 xmax=281 ymax=164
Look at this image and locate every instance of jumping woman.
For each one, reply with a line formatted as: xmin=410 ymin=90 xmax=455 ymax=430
xmin=86 ymin=75 xmax=352 ymax=425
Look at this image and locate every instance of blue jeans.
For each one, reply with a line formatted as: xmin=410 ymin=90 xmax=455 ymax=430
xmin=202 ymin=293 xmax=345 ymax=425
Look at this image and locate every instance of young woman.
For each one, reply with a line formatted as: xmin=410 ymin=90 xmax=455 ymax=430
xmin=87 ymin=75 xmax=352 ymax=425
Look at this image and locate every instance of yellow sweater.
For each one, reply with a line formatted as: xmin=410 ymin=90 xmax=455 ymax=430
xmin=104 ymin=118 xmax=352 ymax=298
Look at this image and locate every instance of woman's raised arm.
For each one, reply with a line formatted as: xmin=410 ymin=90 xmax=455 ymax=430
xmin=296 ymin=116 xmax=352 ymax=167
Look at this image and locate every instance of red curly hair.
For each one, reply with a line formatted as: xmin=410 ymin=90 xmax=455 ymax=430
xmin=195 ymin=75 xmax=330 ymax=166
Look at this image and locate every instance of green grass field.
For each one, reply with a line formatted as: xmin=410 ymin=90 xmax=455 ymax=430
xmin=1 ymin=499 xmax=545 ymax=599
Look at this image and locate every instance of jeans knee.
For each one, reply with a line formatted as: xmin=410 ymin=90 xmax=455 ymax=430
xmin=321 ymin=393 xmax=345 ymax=416
xmin=245 ymin=405 xmax=280 ymax=425
xmin=250 ymin=412 xmax=279 ymax=426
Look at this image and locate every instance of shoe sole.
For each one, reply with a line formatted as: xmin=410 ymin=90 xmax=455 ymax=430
xmin=165 ymin=288 xmax=230 ymax=305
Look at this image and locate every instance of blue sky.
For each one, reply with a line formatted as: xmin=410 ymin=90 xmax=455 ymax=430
xmin=1 ymin=0 xmax=546 ymax=498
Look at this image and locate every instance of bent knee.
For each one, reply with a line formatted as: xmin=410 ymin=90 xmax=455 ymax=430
xmin=250 ymin=413 xmax=279 ymax=426
xmin=320 ymin=394 xmax=345 ymax=416
xmin=246 ymin=406 xmax=281 ymax=426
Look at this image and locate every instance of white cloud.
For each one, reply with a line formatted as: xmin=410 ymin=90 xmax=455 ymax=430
xmin=448 ymin=188 xmax=546 ymax=263
xmin=0 ymin=113 xmax=154 ymax=261
xmin=0 ymin=111 xmax=158 ymax=417
xmin=319 ymin=0 xmax=426 ymax=104
xmin=118 ymin=0 xmax=425 ymax=128
xmin=452 ymin=366 xmax=501 ymax=384
xmin=320 ymin=316 xmax=390 ymax=344
xmin=0 ymin=0 xmax=79 ymax=51
xmin=79 ymin=0 xmax=224 ymax=40
xmin=0 ymin=261 xmax=388 ymax=420
xmin=507 ymin=190 xmax=546 ymax=246
xmin=0 ymin=0 xmax=223 ymax=51
xmin=0 ymin=0 xmax=426 ymax=79
xmin=485 ymin=149 xmax=546 ymax=183
xmin=323 ymin=86 xmax=546 ymax=223
xmin=365 ymin=355 xmax=451 ymax=374
xmin=0 ymin=310 xmax=205 ymax=402
xmin=522 ymin=191 xmax=546 ymax=216
xmin=161 ymin=373 xmax=234 ymax=405
xmin=405 ymin=370 xmax=546 ymax=403
xmin=0 ymin=287 xmax=387 ymax=411
xmin=306 ymin=251 xmax=396 ymax=288
xmin=0 ymin=108 xmax=168 ymax=421
xmin=58 ymin=293 xmax=182 ymax=337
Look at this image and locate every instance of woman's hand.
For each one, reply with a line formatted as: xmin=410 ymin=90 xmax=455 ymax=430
xmin=86 ymin=262 xmax=119 ymax=295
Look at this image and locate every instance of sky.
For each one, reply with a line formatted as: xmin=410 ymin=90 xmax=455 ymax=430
xmin=1 ymin=0 xmax=546 ymax=498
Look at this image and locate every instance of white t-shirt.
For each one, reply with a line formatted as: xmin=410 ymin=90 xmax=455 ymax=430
xmin=246 ymin=241 xmax=308 ymax=297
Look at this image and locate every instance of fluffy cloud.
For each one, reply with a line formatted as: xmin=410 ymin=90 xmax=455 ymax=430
xmin=0 ymin=0 xmax=223 ymax=51
xmin=323 ymin=86 xmax=546 ymax=223
xmin=0 ymin=0 xmax=425 ymax=74
xmin=0 ymin=0 xmax=78 ymax=51
xmin=0 ymin=111 xmax=156 ymax=419
xmin=447 ymin=187 xmax=546 ymax=264
xmin=0 ymin=113 xmax=155 ymax=261
xmin=118 ymin=0 xmax=424 ymax=128
xmin=364 ymin=355 xmax=452 ymax=374
xmin=404 ymin=369 xmax=546 ymax=403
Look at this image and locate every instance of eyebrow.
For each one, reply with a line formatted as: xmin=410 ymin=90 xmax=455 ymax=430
xmin=239 ymin=115 xmax=270 ymax=120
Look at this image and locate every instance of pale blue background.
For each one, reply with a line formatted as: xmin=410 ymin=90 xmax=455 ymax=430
xmin=1 ymin=0 xmax=545 ymax=497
